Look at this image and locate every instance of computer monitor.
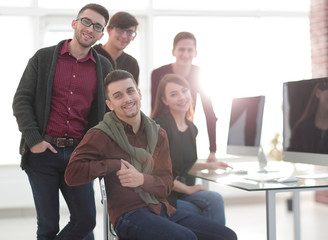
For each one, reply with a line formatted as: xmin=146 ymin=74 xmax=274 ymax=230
xmin=226 ymin=95 xmax=267 ymax=171
xmin=283 ymin=77 xmax=328 ymax=166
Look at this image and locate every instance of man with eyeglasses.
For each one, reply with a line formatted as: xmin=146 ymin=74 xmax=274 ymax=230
xmin=12 ymin=4 xmax=112 ymax=240
xmin=93 ymin=11 xmax=140 ymax=84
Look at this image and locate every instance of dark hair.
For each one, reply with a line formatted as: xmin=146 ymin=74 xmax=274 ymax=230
xmin=108 ymin=11 xmax=139 ymax=29
xmin=173 ymin=32 xmax=197 ymax=49
xmin=293 ymin=80 xmax=328 ymax=132
xmin=77 ymin=4 xmax=110 ymax=26
xmin=104 ymin=70 xmax=137 ymax=100
xmin=151 ymin=74 xmax=194 ymax=121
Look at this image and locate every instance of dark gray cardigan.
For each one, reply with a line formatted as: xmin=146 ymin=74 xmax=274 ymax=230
xmin=12 ymin=40 xmax=113 ymax=169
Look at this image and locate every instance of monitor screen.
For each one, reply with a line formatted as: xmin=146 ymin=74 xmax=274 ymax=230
xmin=283 ymin=77 xmax=328 ymax=166
xmin=227 ymin=95 xmax=265 ymax=157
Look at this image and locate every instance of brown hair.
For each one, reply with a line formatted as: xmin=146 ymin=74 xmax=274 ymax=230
xmin=173 ymin=32 xmax=197 ymax=49
xmin=151 ymin=74 xmax=194 ymax=121
xmin=104 ymin=70 xmax=137 ymax=100
xmin=108 ymin=11 xmax=139 ymax=29
xmin=77 ymin=4 xmax=109 ymax=26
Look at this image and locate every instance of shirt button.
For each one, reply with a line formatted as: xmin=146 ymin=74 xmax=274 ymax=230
xmin=73 ymin=75 xmax=76 ymax=78
xmin=67 ymin=121 xmax=69 ymax=124
xmin=70 ymin=91 xmax=73 ymax=94
xmin=68 ymin=107 xmax=71 ymax=111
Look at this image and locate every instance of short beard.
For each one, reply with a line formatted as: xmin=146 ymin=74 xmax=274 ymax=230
xmin=75 ymin=31 xmax=97 ymax=48
xmin=123 ymin=101 xmax=140 ymax=118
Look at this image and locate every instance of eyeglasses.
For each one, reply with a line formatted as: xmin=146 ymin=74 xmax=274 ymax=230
xmin=76 ymin=17 xmax=104 ymax=32
xmin=112 ymin=26 xmax=137 ymax=38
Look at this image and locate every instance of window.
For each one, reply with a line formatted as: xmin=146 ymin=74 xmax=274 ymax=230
xmin=1 ymin=16 xmax=34 ymax=164
xmin=152 ymin=15 xmax=311 ymax=156
xmin=38 ymin=0 xmax=149 ymax=10
xmin=2 ymin=0 xmax=311 ymax=164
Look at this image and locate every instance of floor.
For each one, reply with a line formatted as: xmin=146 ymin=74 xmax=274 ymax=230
xmin=225 ymin=191 xmax=328 ymax=240
xmin=1 ymin=190 xmax=327 ymax=240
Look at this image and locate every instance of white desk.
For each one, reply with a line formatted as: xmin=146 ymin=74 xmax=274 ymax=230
xmin=189 ymin=161 xmax=328 ymax=240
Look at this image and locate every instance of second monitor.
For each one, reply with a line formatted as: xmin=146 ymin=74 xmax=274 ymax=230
xmin=226 ymin=95 xmax=267 ymax=171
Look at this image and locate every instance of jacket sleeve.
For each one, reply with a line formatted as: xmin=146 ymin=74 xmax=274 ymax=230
xmin=12 ymin=55 xmax=44 ymax=149
xmin=140 ymin=128 xmax=173 ymax=199
xmin=65 ymin=129 xmax=121 ymax=186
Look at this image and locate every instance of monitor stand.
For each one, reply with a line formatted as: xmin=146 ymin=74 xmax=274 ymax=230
xmin=257 ymin=146 xmax=268 ymax=173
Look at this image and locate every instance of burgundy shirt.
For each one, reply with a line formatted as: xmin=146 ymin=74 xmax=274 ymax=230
xmin=151 ymin=64 xmax=217 ymax=152
xmin=45 ymin=40 xmax=97 ymax=139
xmin=65 ymin=116 xmax=176 ymax=225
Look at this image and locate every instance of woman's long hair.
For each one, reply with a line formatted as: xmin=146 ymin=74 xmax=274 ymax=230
xmin=151 ymin=74 xmax=194 ymax=121
xmin=292 ymin=80 xmax=328 ymax=131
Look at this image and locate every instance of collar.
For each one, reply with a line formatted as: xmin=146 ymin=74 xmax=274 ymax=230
xmin=60 ymin=39 xmax=96 ymax=63
xmin=120 ymin=114 xmax=146 ymax=134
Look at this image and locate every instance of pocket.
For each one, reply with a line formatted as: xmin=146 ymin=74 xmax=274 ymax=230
xmin=25 ymin=149 xmax=50 ymax=169
xmin=28 ymin=149 xmax=49 ymax=157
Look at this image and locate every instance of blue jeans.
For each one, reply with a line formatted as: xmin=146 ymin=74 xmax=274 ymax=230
xmin=25 ymin=145 xmax=96 ymax=240
xmin=114 ymin=205 xmax=237 ymax=240
xmin=177 ymin=190 xmax=226 ymax=225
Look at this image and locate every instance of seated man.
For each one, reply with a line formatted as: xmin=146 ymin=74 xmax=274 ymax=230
xmin=65 ymin=70 xmax=237 ymax=240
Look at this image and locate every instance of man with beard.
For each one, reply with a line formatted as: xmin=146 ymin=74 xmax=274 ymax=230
xmin=93 ymin=11 xmax=140 ymax=84
xmin=12 ymin=4 xmax=112 ymax=239
xmin=65 ymin=70 xmax=237 ymax=240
